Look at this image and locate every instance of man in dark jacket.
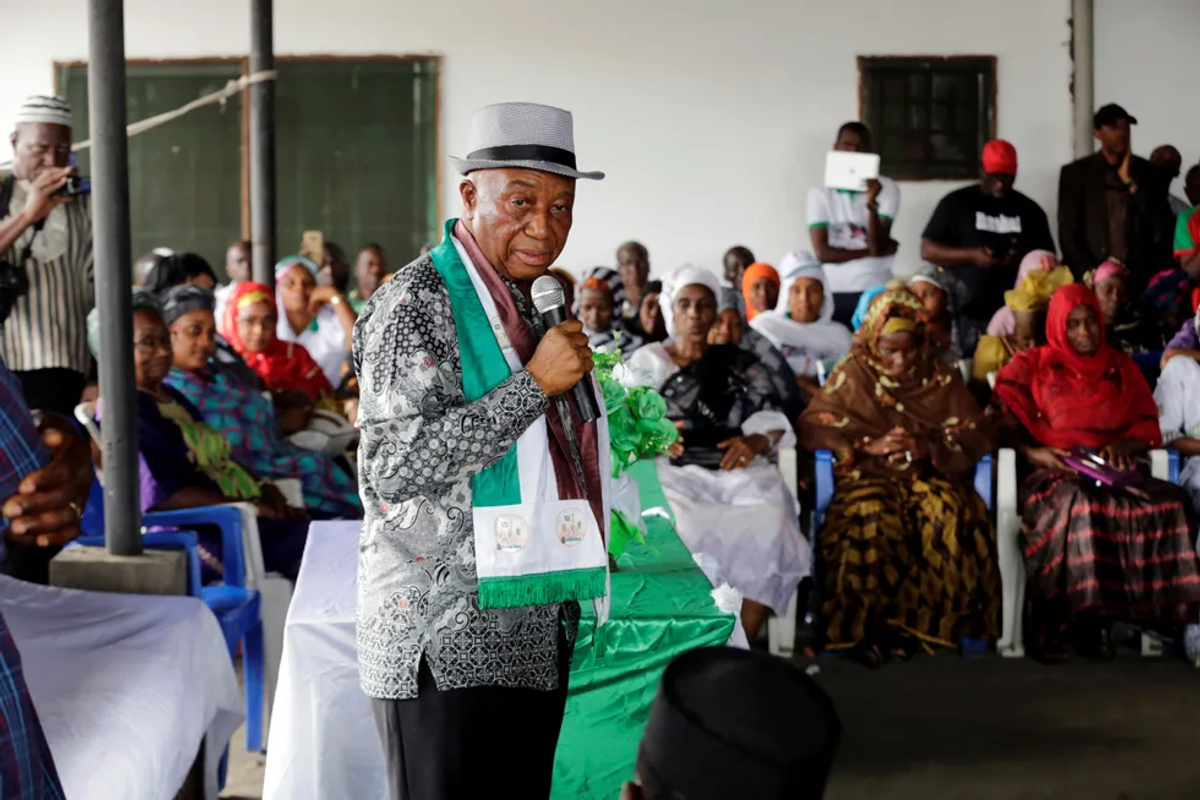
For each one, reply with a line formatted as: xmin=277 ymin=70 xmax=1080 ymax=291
xmin=1057 ymin=104 xmax=1175 ymax=289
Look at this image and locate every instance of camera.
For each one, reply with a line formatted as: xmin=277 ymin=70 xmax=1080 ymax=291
xmin=53 ymin=175 xmax=88 ymax=198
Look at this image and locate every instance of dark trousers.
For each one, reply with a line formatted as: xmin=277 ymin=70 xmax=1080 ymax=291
xmin=15 ymin=368 xmax=86 ymax=417
xmin=371 ymin=629 xmax=570 ymax=800
xmin=1 ymin=368 xmax=85 ymax=584
xmin=831 ymin=292 xmax=862 ymax=329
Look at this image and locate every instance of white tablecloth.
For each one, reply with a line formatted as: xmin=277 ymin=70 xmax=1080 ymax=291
xmin=262 ymin=521 xmax=387 ymax=800
xmin=1 ymin=574 xmax=243 ymax=800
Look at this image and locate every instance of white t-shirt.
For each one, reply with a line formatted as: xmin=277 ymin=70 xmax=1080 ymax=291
xmin=806 ymin=176 xmax=899 ymax=293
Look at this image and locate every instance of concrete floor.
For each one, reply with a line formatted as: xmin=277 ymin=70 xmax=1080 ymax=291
xmin=218 ymin=653 xmax=1200 ymax=800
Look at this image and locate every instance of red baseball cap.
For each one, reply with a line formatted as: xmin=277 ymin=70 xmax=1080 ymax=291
xmin=981 ymin=139 xmax=1018 ymax=177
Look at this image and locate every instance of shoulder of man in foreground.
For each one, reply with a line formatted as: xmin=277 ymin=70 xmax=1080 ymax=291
xmin=354 ymin=252 xmax=443 ymax=335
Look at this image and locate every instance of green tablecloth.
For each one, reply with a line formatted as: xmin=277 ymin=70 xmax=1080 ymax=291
xmin=552 ymin=460 xmax=736 ymax=799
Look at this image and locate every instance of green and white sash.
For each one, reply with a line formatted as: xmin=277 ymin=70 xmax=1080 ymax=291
xmin=431 ymin=221 xmax=611 ymax=620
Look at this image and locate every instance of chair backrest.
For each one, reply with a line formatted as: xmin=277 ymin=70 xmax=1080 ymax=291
xmin=74 ymin=402 xmax=100 ymax=447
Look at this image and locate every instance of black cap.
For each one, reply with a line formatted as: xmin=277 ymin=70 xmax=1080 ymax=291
xmin=636 ymin=647 xmax=841 ymax=800
xmin=1094 ymin=103 xmax=1138 ymax=130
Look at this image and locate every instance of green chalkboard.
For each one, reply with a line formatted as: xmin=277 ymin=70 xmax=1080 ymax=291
xmin=274 ymin=58 xmax=439 ymax=267
xmin=57 ymin=62 xmax=245 ymax=277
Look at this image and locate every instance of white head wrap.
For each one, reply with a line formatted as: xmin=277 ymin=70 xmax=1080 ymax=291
xmin=13 ymin=96 xmax=72 ymax=130
xmin=661 ymin=263 xmax=723 ymax=336
xmin=749 ymin=250 xmax=852 ymax=376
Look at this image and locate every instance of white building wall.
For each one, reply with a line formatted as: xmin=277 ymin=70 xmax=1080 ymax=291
xmin=1095 ymin=0 xmax=1200 ymax=201
xmin=1 ymin=0 xmax=1075 ymax=276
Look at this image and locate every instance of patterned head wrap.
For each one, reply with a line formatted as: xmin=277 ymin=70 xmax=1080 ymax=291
xmin=160 ymin=284 xmax=216 ymax=326
xmin=1004 ymin=266 xmax=1074 ymax=313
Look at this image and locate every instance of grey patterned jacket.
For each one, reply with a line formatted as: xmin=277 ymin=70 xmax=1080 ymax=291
xmin=354 ymin=252 xmax=579 ymax=700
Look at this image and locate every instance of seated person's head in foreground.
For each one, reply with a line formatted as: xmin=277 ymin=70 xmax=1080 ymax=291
xmin=1087 ymin=259 xmax=1129 ymax=325
xmin=741 ymin=263 xmax=780 ymax=322
xmin=160 ymin=285 xmax=218 ymax=373
xmin=621 ymin=646 xmax=840 ymax=800
xmin=723 ymin=245 xmax=756 ymax=288
xmin=144 ymin=252 xmax=217 ymax=295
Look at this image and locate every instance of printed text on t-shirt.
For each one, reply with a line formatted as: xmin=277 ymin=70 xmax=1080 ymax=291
xmin=975 ymin=212 xmax=1023 ymax=235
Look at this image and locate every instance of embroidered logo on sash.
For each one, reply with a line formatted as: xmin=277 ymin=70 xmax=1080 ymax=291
xmin=556 ymin=508 xmax=587 ymax=547
xmin=495 ymin=514 xmax=529 ymax=553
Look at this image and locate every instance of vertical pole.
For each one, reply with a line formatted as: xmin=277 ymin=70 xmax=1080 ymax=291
xmin=1072 ymin=0 xmax=1095 ymax=159
xmin=88 ymin=0 xmax=141 ymax=555
xmin=250 ymin=0 xmax=277 ymax=285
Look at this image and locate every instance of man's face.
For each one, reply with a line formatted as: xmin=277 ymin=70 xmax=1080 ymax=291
xmin=1095 ymin=119 xmax=1131 ymax=156
xmin=226 ymin=243 xmax=251 ymax=283
xmin=460 ymin=168 xmax=576 ymax=282
xmin=982 ymin=172 xmax=1014 ymax=199
xmin=617 ymin=246 xmax=649 ymax=294
xmin=10 ymin=123 xmax=71 ymax=181
xmin=1185 ymin=171 xmax=1200 ymax=206
xmin=723 ymin=250 xmax=752 ymax=286
xmin=1151 ymin=146 xmax=1182 ymax=179
xmin=355 ymin=247 xmax=387 ymax=298
xmin=834 ymin=129 xmax=867 ymax=153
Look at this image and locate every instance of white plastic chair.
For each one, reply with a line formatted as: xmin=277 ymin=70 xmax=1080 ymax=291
xmin=75 ymin=402 xmax=293 ymax=735
xmin=767 ymin=445 xmax=800 ymax=657
xmin=995 ymin=446 xmax=1172 ymax=658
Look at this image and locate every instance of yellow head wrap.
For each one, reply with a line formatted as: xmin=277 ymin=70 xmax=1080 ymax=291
xmin=879 ymin=316 xmax=918 ymax=337
xmin=1004 ymin=266 xmax=1074 ymax=313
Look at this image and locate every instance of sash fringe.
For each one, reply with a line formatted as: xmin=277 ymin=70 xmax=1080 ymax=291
xmin=478 ymin=567 xmax=608 ymax=610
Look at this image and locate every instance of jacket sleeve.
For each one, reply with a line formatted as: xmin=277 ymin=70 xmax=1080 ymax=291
xmin=1057 ymin=162 xmax=1094 ymax=278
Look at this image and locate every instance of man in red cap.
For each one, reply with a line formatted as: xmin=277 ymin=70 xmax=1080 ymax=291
xmin=1058 ymin=103 xmax=1174 ymax=288
xmin=920 ymin=138 xmax=1056 ymax=353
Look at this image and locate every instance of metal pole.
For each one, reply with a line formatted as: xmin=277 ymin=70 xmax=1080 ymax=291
xmin=1071 ymin=0 xmax=1095 ymax=159
xmin=88 ymin=0 xmax=141 ymax=555
xmin=249 ymin=0 xmax=277 ymax=284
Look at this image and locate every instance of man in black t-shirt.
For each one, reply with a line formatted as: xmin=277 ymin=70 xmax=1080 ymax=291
xmin=920 ymin=139 xmax=1056 ymax=341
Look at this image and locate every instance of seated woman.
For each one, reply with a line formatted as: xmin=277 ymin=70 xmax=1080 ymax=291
xmin=143 ymin=251 xmax=263 ymax=390
xmin=636 ymin=279 xmax=668 ymax=345
xmin=749 ymin=250 xmax=852 ymax=398
xmin=709 ymin=303 xmax=803 ymax=423
xmin=1142 ymin=267 xmax=1194 ymax=350
xmin=972 ymin=265 xmax=1072 ymax=387
xmin=991 ymin=284 xmax=1200 ymax=662
xmin=274 ymin=255 xmax=358 ymax=387
xmin=160 ymin=285 xmax=362 ymax=519
xmin=987 ymin=249 xmax=1058 ymax=336
xmin=577 ymin=267 xmax=641 ymax=354
xmin=626 ymin=264 xmax=810 ymax=642
xmin=89 ymin=292 xmax=310 ymax=582
xmin=800 ymin=288 xmax=999 ymax=666
xmin=906 ymin=264 xmax=974 ymax=361
xmin=1088 ymin=259 xmax=1161 ymax=355
xmin=221 ymin=281 xmax=335 ymax=404
xmin=741 ymin=262 xmax=779 ymax=323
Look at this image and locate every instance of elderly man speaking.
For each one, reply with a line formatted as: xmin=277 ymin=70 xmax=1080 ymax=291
xmin=354 ymin=102 xmax=609 ymax=799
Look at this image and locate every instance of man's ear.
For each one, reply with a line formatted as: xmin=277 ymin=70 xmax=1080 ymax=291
xmin=619 ymin=781 xmax=644 ymax=800
xmin=459 ymin=179 xmax=478 ymax=220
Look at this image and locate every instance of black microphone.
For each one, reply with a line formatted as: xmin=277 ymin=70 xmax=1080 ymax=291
xmin=531 ymin=275 xmax=601 ymax=423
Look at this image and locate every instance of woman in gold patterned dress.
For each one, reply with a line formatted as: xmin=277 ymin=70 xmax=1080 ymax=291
xmin=799 ymin=287 xmax=999 ymax=666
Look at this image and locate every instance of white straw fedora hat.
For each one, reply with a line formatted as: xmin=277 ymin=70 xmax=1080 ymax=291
xmin=449 ymin=102 xmax=605 ymax=181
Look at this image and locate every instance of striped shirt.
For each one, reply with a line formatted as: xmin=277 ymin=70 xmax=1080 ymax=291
xmin=0 ymin=175 xmax=94 ymax=374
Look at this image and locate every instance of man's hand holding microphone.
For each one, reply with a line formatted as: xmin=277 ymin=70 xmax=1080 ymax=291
xmin=527 ymin=318 xmax=594 ymax=397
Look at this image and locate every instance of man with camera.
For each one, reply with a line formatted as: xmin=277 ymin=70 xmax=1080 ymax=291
xmin=0 ymin=95 xmax=93 ymax=417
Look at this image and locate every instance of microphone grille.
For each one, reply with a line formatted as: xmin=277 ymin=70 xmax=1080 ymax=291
xmin=531 ymin=274 xmax=566 ymax=314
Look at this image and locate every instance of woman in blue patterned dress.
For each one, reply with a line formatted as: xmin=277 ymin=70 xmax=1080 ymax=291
xmin=159 ymin=286 xmax=362 ymax=519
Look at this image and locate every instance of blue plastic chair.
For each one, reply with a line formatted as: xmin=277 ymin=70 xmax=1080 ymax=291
xmin=811 ymin=450 xmax=994 ymax=656
xmin=80 ymin=476 xmax=266 ymax=752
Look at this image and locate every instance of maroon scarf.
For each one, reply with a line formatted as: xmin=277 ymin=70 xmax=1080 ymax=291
xmin=454 ymin=221 xmax=606 ymax=540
